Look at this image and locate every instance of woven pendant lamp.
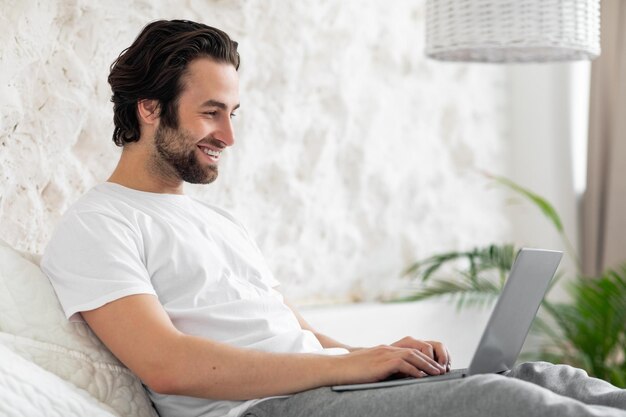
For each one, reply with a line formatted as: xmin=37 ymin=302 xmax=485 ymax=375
xmin=425 ymin=0 xmax=601 ymax=62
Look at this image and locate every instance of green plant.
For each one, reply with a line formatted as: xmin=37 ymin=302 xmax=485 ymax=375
xmin=400 ymin=175 xmax=626 ymax=387
xmin=537 ymin=268 xmax=626 ymax=387
xmin=399 ymin=244 xmax=515 ymax=309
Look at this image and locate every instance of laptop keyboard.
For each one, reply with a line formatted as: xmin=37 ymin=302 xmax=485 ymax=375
xmin=390 ymin=368 xmax=467 ymax=383
xmin=331 ymin=367 xmax=470 ymax=391
xmin=423 ymin=368 xmax=467 ymax=380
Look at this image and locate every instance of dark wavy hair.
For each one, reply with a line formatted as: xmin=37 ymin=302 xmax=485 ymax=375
xmin=108 ymin=20 xmax=240 ymax=146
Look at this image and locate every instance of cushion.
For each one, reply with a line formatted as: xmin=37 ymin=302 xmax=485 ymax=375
xmin=0 ymin=342 xmax=118 ymax=417
xmin=0 ymin=239 xmax=158 ymax=417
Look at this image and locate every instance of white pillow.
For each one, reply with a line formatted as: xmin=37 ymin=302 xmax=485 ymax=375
xmin=0 ymin=342 xmax=118 ymax=417
xmin=0 ymin=239 xmax=158 ymax=417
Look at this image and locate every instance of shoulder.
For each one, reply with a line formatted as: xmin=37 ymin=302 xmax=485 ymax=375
xmin=54 ymin=187 xmax=131 ymax=235
xmin=43 ymin=186 xmax=143 ymax=261
xmin=58 ymin=184 xmax=146 ymax=228
xmin=68 ymin=184 xmax=137 ymax=214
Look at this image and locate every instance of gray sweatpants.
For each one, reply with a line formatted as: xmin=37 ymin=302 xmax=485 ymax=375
xmin=243 ymin=362 xmax=626 ymax=417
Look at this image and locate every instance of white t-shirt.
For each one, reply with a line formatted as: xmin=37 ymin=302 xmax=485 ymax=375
xmin=41 ymin=182 xmax=346 ymax=417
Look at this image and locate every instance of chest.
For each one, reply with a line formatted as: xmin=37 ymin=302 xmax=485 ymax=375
xmin=134 ymin=205 xmax=275 ymax=305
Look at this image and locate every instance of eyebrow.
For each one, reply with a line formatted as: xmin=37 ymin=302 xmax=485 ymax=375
xmin=200 ymin=99 xmax=240 ymax=111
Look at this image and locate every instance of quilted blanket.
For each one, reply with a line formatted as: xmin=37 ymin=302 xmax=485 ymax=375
xmin=0 ymin=239 xmax=158 ymax=417
xmin=0 ymin=342 xmax=117 ymax=416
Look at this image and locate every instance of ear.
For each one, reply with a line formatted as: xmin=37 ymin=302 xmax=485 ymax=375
xmin=137 ymin=99 xmax=160 ymax=126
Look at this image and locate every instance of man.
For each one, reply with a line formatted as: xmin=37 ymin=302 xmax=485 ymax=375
xmin=42 ymin=19 xmax=626 ymax=417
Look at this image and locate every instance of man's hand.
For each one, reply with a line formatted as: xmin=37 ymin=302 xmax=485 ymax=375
xmin=390 ymin=337 xmax=451 ymax=371
xmin=333 ymin=341 xmax=449 ymax=385
xmin=284 ymin=299 xmax=452 ymax=384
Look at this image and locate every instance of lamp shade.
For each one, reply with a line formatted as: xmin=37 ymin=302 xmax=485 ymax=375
xmin=425 ymin=0 xmax=601 ymax=62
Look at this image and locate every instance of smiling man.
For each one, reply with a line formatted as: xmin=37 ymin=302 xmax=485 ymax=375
xmin=41 ymin=19 xmax=626 ymax=417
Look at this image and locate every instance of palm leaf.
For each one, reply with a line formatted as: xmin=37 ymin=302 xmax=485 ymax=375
xmin=529 ymin=312 xmax=571 ymax=353
xmin=534 ymin=266 xmax=626 ymax=386
xmin=399 ymin=244 xmax=518 ymax=310
xmin=487 ymin=173 xmax=563 ymax=233
xmin=403 ymin=244 xmax=516 ymax=283
xmin=403 ymin=251 xmax=474 ymax=282
xmin=395 ymin=276 xmax=500 ymax=310
xmin=484 ymin=172 xmax=581 ymax=273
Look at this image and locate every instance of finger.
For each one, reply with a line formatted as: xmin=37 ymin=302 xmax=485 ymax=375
xmin=430 ymin=342 xmax=449 ymax=367
xmin=446 ymin=347 xmax=452 ymax=371
xmin=419 ymin=343 xmax=435 ymax=360
xmin=391 ymin=336 xmax=421 ymax=350
xmin=409 ymin=349 xmax=445 ymax=375
xmin=396 ymin=360 xmax=428 ymax=379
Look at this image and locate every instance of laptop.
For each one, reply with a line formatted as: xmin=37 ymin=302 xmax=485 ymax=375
xmin=332 ymin=248 xmax=563 ymax=392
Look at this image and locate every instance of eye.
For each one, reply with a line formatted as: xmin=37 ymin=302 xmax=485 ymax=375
xmin=230 ymin=113 xmax=237 ymax=119
xmin=202 ymin=111 xmax=217 ymax=117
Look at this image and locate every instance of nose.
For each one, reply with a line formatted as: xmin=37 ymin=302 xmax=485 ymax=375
xmin=216 ymin=117 xmax=235 ymax=147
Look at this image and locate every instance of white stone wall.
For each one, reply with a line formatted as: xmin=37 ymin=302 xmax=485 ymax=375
xmin=0 ymin=0 xmax=511 ymax=304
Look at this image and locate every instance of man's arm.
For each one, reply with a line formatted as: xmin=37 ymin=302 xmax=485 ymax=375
xmin=81 ymin=294 xmax=448 ymax=401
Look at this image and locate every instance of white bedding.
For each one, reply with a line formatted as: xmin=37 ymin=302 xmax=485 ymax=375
xmin=0 ymin=343 xmax=117 ymax=417
xmin=0 ymin=239 xmax=158 ymax=417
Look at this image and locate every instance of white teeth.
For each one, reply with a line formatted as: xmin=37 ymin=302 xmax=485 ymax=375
xmin=201 ymin=148 xmax=221 ymax=157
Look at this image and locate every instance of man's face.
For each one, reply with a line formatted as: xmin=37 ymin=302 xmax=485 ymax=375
xmin=151 ymin=57 xmax=240 ymax=185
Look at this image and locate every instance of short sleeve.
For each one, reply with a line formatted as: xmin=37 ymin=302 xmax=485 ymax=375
xmin=41 ymin=209 xmax=156 ymax=321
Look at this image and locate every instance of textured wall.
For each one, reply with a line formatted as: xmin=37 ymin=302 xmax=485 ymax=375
xmin=0 ymin=0 xmax=511 ymax=304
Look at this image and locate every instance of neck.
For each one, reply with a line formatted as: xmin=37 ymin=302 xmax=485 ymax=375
xmin=107 ymin=143 xmax=185 ymax=195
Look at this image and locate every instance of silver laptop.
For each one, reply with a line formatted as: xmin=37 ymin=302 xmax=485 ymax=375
xmin=332 ymin=248 xmax=563 ymax=391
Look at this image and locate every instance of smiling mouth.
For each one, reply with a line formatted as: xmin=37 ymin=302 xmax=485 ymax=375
xmin=198 ymin=146 xmax=222 ymax=162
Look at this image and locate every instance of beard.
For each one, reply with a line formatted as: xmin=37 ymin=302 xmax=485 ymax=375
xmin=152 ymin=124 xmax=219 ymax=185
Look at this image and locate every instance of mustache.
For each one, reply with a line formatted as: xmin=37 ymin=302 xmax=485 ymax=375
xmin=197 ymin=137 xmax=226 ymax=149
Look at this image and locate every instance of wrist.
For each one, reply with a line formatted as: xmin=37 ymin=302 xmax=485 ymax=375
xmin=320 ymin=352 xmax=355 ymax=386
xmin=345 ymin=346 xmax=363 ymax=352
